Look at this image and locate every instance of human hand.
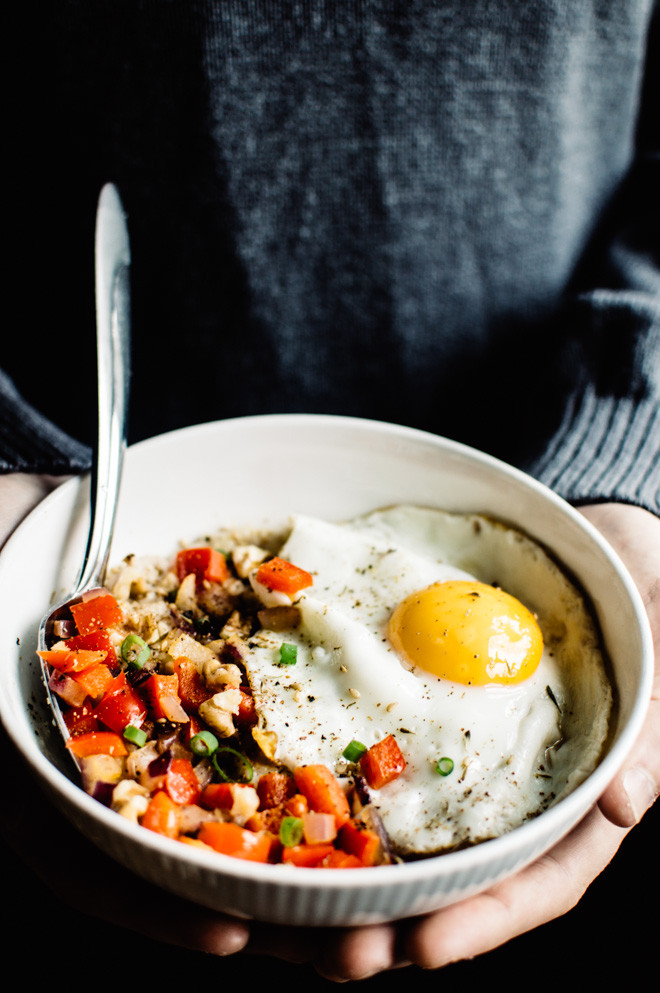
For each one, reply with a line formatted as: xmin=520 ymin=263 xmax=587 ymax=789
xmin=254 ymin=501 xmax=658 ymax=980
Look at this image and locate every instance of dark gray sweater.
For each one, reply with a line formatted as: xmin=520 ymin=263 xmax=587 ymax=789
xmin=4 ymin=0 xmax=659 ymax=512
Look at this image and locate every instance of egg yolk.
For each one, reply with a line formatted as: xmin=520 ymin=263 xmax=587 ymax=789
xmin=388 ymin=579 xmax=543 ymax=685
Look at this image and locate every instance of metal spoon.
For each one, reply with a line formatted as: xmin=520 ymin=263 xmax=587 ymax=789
xmin=38 ymin=183 xmax=131 ymax=763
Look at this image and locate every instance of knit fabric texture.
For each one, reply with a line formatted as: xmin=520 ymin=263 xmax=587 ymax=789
xmin=4 ymin=0 xmax=659 ymax=513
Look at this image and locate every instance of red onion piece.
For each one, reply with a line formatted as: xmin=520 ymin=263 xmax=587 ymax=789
xmin=48 ymin=669 xmax=87 ymax=708
xmin=52 ymin=619 xmax=76 ymax=639
xmin=148 ymin=749 xmax=173 ymax=778
xmin=91 ymin=781 xmax=115 ymax=806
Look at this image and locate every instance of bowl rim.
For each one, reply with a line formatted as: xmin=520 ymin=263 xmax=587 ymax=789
xmin=0 ymin=413 xmax=654 ymax=898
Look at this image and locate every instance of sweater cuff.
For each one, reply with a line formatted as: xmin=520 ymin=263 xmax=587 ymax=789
xmin=525 ymin=386 xmax=660 ymax=516
xmin=0 ymin=371 xmax=92 ymax=475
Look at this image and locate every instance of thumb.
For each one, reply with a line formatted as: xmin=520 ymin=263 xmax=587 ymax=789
xmin=578 ymin=503 xmax=660 ymax=828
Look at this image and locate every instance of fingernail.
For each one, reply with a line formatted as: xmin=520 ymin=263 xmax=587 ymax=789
xmin=623 ymin=766 xmax=657 ymax=822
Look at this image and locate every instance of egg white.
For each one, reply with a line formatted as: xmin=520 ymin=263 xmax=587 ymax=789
xmin=241 ymin=507 xmax=612 ymax=856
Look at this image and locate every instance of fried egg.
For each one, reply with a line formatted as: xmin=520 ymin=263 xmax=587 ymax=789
xmin=241 ymin=506 xmax=612 ymax=856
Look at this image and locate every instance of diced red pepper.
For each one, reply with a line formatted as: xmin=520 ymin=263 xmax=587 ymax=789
xmin=165 ymin=758 xmax=201 ymax=805
xmin=197 ymin=822 xmax=272 ymax=862
xmin=63 ymin=698 xmax=100 ymax=737
xmin=143 ymin=673 xmax=189 ymax=723
xmin=173 ymin=657 xmax=215 ymax=712
xmin=201 ymin=782 xmax=256 ymax=813
xmin=37 ymin=649 xmax=107 ymax=673
xmin=359 ymin=735 xmax=406 ymax=790
xmin=93 ymin=671 xmax=147 ymax=734
xmin=318 ymin=849 xmax=364 ymax=869
xmin=236 ymin=687 xmax=258 ymax=727
xmin=280 ymin=843 xmax=336 ymax=867
xmin=65 ymin=629 xmax=117 ymax=665
xmin=254 ymin=557 xmax=313 ymax=597
xmin=70 ymin=662 xmax=116 ymax=701
xmin=200 ymin=782 xmax=236 ymax=810
xmin=70 ymin=591 xmax=123 ymax=635
xmin=141 ymin=790 xmax=181 ymax=839
xmin=338 ymin=818 xmax=382 ymax=866
xmin=176 ymin=547 xmax=229 ymax=586
xmin=293 ymin=765 xmax=351 ymax=827
xmin=65 ymin=730 xmax=128 ymax=758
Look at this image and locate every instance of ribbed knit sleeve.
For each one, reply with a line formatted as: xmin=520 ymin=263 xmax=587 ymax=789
xmin=524 ymin=5 xmax=659 ymax=517
xmin=529 ymin=385 xmax=659 ymax=513
xmin=526 ymin=295 xmax=659 ymax=514
xmin=0 ymin=371 xmax=92 ymax=475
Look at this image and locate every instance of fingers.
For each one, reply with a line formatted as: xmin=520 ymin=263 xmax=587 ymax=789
xmin=247 ymin=922 xmax=408 ymax=980
xmin=401 ymin=805 xmax=628 ymax=970
xmin=307 ymin=806 xmax=627 ymax=979
xmin=579 ymin=504 xmax=660 ymax=829
xmin=247 ymin=924 xmax=326 ymax=965
xmin=577 ymin=504 xmax=660 ymax=660
xmin=119 ymin=901 xmax=251 ymax=958
xmin=313 ymin=925 xmax=410 ymax=982
xmin=597 ymin=697 xmax=660 ymax=826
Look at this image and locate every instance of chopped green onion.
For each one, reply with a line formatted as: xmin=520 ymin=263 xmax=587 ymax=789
xmin=279 ymin=816 xmax=304 ymax=847
xmin=278 ymin=642 xmax=298 ymax=666
xmin=342 ymin=739 xmax=367 ymax=763
xmin=190 ymin=730 xmax=219 ymax=757
xmin=120 ymin=634 xmax=151 ymax=669
xmin=123 ymin=724 xmax=147 ymax=747
xmin=212 ymin=746 xmax=254 ymax=784
xmin=435 ymin=756 xmax=454 ymax=777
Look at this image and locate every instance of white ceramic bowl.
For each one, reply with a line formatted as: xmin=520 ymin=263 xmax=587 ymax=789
xmin=0 ymin=414 xmax=653 ymax=926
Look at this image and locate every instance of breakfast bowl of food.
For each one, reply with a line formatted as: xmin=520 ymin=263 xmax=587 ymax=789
xmin=0 ymin=414 xmax=652 ymax=926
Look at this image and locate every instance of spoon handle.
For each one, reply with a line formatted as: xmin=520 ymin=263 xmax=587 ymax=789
xmin=76 ymin=183 xmax=131 ymax=593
